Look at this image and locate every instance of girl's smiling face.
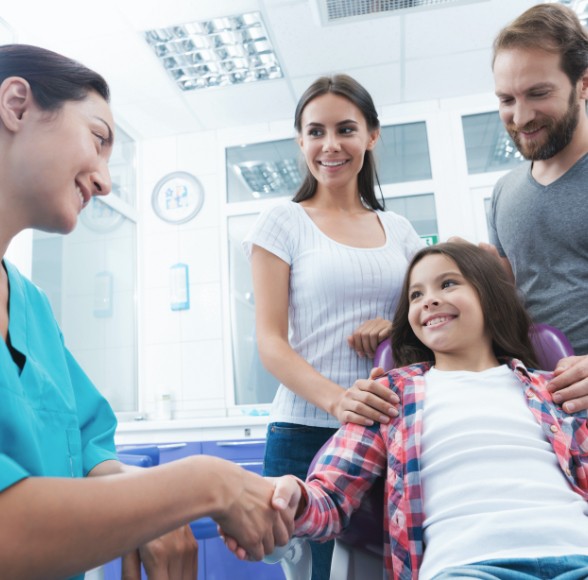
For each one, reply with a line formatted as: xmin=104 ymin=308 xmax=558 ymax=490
xmin=407 ymin=253 xmax=497 ymax=371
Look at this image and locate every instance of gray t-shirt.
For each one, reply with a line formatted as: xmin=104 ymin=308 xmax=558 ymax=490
xmin=487 ymin=154 xmax=588 ymax=355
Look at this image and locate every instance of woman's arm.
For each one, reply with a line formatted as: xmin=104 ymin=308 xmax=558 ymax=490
xmin=347 ymin=316 xmax=392 ymax=359
xmin=252 ymin=245 xmax=397 ymax=426
xmin=0 ymin=455 xmax=292 ymax=580
xmin=89 ymin=460 xmax=197 ymax=580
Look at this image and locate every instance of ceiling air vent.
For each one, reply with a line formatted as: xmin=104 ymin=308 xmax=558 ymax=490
xmin=310 ymin=0 xmax=487 ymax=26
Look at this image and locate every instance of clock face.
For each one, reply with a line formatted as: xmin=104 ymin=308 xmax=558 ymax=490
xmin=152 ymin=171 xmax=205 ymax=224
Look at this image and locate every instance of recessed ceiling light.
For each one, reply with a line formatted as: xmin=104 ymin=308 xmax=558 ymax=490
xmin=144 ymin=11 xmax=283 ymax=91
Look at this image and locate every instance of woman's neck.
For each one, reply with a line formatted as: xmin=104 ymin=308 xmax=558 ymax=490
xmin=302 ymin=184 xmax=366 ymax=212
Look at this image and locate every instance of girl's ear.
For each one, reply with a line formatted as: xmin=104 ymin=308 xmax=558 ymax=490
xmin=0 ymin=77 xmax=33 ymax=132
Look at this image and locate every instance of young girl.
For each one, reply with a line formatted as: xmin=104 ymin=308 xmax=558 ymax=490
xmin=268 ymin=242 xmax=588 ymax=579
xmin=244 ymin=72 xmax=422 ymax=579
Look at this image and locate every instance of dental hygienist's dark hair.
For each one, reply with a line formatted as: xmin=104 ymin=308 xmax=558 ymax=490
xmin=390 ymin=242 xmax=539 ymax=368
xmin=0 ymin=44 xmax=110 ymax=111
xmin=292 ymin=74 xmax=384 ymax=211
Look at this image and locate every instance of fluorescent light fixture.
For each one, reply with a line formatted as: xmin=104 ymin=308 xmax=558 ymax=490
xmin=144 ymin=11 xmax=283 ymax=91
xmin=235 ymin=160 xmax=302 ymax=198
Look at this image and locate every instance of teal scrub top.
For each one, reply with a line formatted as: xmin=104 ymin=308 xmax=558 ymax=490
xmin=0 ymin=260 xmax=118 ymax=579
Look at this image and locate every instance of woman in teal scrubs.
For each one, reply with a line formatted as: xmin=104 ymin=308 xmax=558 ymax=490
xmin=0 ymin=44 xmax=295 ymax=580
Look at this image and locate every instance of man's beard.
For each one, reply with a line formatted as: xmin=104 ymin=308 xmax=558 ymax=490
xmin=507 ymin=89 xmax=580 ymax=161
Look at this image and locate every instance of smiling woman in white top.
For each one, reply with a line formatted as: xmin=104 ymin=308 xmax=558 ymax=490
xmin=244 ymin=73 xmax=423 ymax=579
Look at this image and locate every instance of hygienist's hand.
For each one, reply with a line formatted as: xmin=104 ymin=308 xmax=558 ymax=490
xmin=221 ymin=476 xmax=302 ymax=561
xmin=347 ymin=317 xmax=392 ymax=359
xmin=213 ymin=465 xmax=294 ymax=562
xmin=121 ymin=525 xmax=198 ymax=580
xmin=548 ymin=355 xmax=588 ymax=413
xmin=333 ymin=366 xmax=399 ymax=426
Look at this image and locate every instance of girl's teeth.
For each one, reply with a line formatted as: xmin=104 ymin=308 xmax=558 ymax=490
xmin=427 ymin=317 xmax=448 ymax=326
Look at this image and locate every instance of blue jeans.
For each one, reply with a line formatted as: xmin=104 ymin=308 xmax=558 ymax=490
xmin=263 ymin=422 xmax=338 ymax=580
xmin=433 ymin=555 xmax=588 ymax=579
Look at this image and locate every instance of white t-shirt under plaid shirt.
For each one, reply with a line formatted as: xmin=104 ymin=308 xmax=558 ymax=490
xmin=243 ymin=201 xmax=423 ymax=428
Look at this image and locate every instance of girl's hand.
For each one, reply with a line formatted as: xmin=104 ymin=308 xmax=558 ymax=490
xmin=548 ymin=355 xmax=588 ymax=413
xmin=219 ymin=476 xmax=301 ymax=562
xmin=347 ymin=317 xmax=392 ymax=359
xmin=332 ymin=367 xmax=399 ymax=426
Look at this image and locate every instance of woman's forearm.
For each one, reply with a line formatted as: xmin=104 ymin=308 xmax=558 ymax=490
xmin=0 ymin=455 xmax=285 ymax=579
xmin=258 ymin=334 xmax=345 ymax=416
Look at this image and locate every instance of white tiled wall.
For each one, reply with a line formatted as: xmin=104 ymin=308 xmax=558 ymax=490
xmin=139 ymin=132 xmax=226 ymax=419
xmin=128 ymin=91 xmax=504 ymax=420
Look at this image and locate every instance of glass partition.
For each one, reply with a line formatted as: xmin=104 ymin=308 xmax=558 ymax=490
xmin=385 ymin=193 xmax=438 ymax=244
xmin=377 ymin=122 xmax=431 ymax=183
xmin=462 ymin=111 xmax=525 ymax=174
xmin=226 ymin=121 xmax=432 ymax=203
xmin=31 ymin=126 xmax=138 ymax=413
xmin=226 ymin=138 xmax=302 ymax=203
xmin=226 ymin=120 xmax=435 ymax=406
xmin=228 ymin=214 xmax=279 ymax=405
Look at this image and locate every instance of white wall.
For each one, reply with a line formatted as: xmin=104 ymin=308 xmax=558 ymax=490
xmin=139 ymin=131 xmax=226 ymax=419
xmin=134 ymin=91 xmax=509 ymax=420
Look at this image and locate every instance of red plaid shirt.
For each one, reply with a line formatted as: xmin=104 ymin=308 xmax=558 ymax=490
xmin=295 ymin=359 xmax=588 ymax=579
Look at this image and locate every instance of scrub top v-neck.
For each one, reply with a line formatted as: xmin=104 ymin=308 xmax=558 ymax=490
xmin=0 ymin=259 xmax=117 ymax=493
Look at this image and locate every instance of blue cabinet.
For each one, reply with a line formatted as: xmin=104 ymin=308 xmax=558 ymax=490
xmin=103 ymin=438 xmax=284 ymax=580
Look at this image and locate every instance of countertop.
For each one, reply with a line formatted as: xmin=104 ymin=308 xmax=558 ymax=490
xmin=115 ymin=414 xmax=271 ymax=444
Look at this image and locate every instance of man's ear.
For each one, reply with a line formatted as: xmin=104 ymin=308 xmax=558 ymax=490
xmin=0 ymin=77 xmax=33 ymax=132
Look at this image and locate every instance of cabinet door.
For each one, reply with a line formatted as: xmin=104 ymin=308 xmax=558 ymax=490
xmin=102 ymin=438 xmax=285 ymax=579
xmin=200 ymin=439 xmax=284 ymax=579
xmin=204 ymin=536 xmax=285 ymax=580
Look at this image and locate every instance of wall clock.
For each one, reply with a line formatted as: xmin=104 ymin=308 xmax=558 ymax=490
xmin=151 ymin=171 xmax=205 ymax=224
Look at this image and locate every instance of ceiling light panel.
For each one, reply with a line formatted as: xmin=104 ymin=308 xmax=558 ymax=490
xmin=144 ymin=11 xmax=283 ymax=91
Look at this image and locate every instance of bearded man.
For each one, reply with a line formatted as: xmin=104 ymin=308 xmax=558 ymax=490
xmin=485 ymin=3 xmax=588 ymax=412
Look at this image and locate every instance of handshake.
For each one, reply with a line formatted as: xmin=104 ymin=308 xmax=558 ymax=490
xmin=214 ymin=465 xmax=304 ymax=562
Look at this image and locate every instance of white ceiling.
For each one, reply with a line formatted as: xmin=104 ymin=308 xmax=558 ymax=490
xmin=1 ymin=0 xmax=538 ymax=140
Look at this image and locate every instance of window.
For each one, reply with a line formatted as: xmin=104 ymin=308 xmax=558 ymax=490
xmin=225 ymin=120 xmax=437 ymax=406
xmin=385 ymin=193 xmax=438 ymax=244
xmin=378 ymin=122 xmax=432 ymax=183
xmin=462 ymin=111 xmax=525 ymax=174
xmin=226 ymin=138 xmax=301 ymax=203
xmin=227 ymin=213 xmax=278 ymax=405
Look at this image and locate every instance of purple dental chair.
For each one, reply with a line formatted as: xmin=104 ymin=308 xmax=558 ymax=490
xmin=275 ymin=323 xmax=574 ymax=580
